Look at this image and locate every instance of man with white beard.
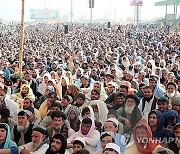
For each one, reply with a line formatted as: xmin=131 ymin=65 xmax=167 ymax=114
xmin=19 ymin=125 xmax=49 ymax=154
xmin=117 ymin=94 xmax=142 ymax=133
xmin=165 ymin=82 xmax=180 ymax=107
xmin=11 ymin=110 xmax=34 ymax=146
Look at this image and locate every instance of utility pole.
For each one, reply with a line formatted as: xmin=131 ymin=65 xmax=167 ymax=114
xmin=71 ymin=0 xmax=73 ymax=22
xmin=137 ymin=5 xmax=139 ymax=26
xmin=90 ymin=0 xmax=93 ymax=23
xmin=19 ymin=0 xmax=25 ymax=76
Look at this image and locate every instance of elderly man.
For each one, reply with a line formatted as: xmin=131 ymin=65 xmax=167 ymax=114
xmin=11 ymin=110 xmax=34 ymax=146
xmin=19 ymin=125 xmax=49 ymax=154
xmin=117 ymin=94 xmax=142 ymax=133
xmin=165 ymin=82 xmax=180 ymax=105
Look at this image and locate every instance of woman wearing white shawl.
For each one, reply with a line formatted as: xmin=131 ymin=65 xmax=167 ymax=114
xmin=89 ymin=100 xmax=108 ymax=124
xmin=38 ymin=73 xmax=51 ymax=95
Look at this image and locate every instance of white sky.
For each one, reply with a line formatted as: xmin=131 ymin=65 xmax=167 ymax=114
xmin=0 ymin=0 xmax=179 ymax=22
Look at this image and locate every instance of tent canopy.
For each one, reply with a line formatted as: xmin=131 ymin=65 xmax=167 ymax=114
xmin=155 ymin=0 xmax=180 ymax=6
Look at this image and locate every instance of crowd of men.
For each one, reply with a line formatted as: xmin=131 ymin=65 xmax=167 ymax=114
xmin=0 ymin=22 xmax=179 ymax=154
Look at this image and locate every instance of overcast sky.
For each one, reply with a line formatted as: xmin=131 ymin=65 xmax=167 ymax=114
xmin=0 ymin=0 xmax=179 ymax=22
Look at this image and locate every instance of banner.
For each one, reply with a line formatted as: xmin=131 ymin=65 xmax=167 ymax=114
xmin=130 ymin=0 xmax=143 ymax=6
xmin=30 ymin=9 xmax=60 ymax=19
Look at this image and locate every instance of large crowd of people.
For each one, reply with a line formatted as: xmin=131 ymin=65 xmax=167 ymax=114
xmin=0 ymin=22 xmax=179 ymax=154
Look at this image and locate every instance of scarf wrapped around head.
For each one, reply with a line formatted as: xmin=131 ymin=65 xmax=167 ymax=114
xmin=89 ymin=100 xmax=108 ymax=124
xmin=18 ymin=84 xmax=35 ymax=102
xmin=0 ymin=123 xmax=15 ymax=149
xmin=66 ymin=71 xmax=74 ymax=85
xmin=3 ymin=67 xmax=11 ymax=81
xmin=163 ymin=110 xmax=179 ymax=127
xmin=134 ymin=121 xmax=160 ymax=154
xmin=67 ymin=105 xmax=79 ymax=122
xmin=70 ymin=118 xmax=95 ymax=139
xmin=66 ymin=85 xmax=80 ymax=101
xmin=79 ymin=106 xmax=95 ymax=122
xmin=56 ymin=76 xmax=69 ymax=99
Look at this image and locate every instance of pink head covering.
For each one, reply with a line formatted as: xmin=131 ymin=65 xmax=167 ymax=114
xmin=70 ymin=118 xmax=95 ymax=138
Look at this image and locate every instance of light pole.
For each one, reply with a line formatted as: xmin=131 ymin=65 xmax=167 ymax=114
xmin=19 ymin=0 xmax=25 ymax=76
xmin=71 ymin=0 xmax=73 ymax=22
xmin=136 ymin=5 xmax=139 ymax=26
xmin=90 ymin=0 xmax=93 ymax=23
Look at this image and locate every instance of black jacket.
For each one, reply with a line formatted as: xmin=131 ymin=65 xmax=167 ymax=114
xmin=12 ymin=123 xmax=33 ymax=145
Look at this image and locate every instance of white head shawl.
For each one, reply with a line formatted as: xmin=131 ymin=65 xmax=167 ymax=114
xmin=37 ymin=73 xmax=51 ymax=95
xmin=89 ymin=100 xmax=108 ymax=124
xmin=160 ymin=59 xmax=166 ymax=68
xmin=42 ymin=73 xmax=51 ymax=84
xmin=121 ymin=56 xmax=131 ymax=70
xmin=72 ymin=68 xmax=84 ymax=81
xmin=160 ymin=68 xmax=169 ymax=79
xmin=147 ymin=60 xmax=156 ymax=75
xmin=79 ymin=106 xmax=95 ymax=122
xmin=56 ymin=75 xmax=70 ymax=99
